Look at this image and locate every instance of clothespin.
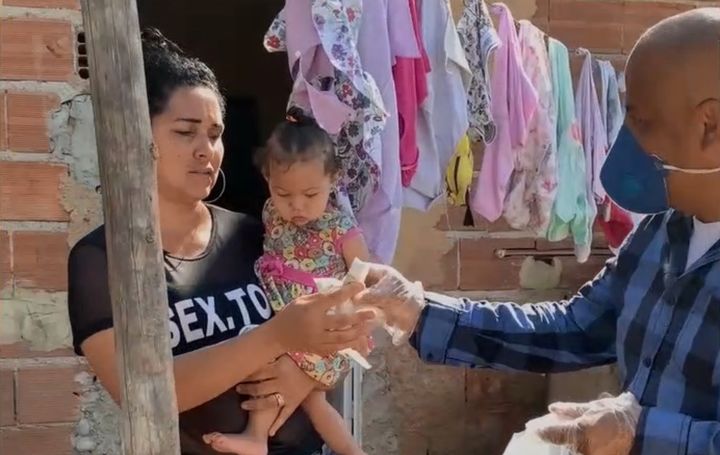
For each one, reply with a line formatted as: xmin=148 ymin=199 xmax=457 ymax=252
xmin=573 ymin=47 xmax=590 ymax=57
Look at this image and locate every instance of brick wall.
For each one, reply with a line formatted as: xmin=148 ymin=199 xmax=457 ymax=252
xmin=1 ymin=1 xmax=718 ymax=455
xmin=0 ymin=1 xmax=87 ymax=454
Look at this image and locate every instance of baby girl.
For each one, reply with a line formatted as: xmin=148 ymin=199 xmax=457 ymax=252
xmin=203 ymin=107 xmax=370 ymax=455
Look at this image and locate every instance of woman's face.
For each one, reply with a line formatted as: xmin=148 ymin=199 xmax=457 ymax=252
xmin=152 ymin=86 xmax=225 ymax=204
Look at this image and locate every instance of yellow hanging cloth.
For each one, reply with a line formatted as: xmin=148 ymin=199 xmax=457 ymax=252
xmin=445 ymin=134 xmax=475 ymax=225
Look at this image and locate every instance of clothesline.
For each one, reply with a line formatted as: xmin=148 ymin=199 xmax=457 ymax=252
xmin=263 ymin=0 xmax=631 ymax=264
xmin=509 ymin=19 xmax=625 ymax=72
xmin=462 ymin=1 xmax=632 ymax=262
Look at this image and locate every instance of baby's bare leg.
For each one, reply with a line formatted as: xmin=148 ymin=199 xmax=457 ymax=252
xmin=302 ymin=391 xmax=366 ymax=455
xmin=203 ymin=406 xmax=277 ymax=455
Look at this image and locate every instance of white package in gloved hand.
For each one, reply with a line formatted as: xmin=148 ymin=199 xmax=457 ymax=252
xmin=503 ymin=413 xmax=577 ymax=455
xmin=315 ymin=259 xmax=372 ymax=369
xmin=502 ymin=431 xmax=573 ymax=455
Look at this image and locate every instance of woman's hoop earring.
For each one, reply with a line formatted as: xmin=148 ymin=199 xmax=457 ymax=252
xmin=205 ymin=168 xmax=226 ymax=204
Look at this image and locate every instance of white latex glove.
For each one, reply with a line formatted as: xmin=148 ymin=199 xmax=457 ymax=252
xmin=316 ymin=259 xmax=374 ymax=369
xmin=353 ymin=261 xmax=426 ymax=345
xmin=530 ymin=392 xmax=642 ymax=455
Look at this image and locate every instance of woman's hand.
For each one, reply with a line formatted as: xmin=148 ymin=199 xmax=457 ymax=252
xmin=267 ymin=282 xmax=377 ymax=356
xmin=236 ymin=355 xmax=316 ymax=436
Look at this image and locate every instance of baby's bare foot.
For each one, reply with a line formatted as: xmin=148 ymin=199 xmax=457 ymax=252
xmin=202 ymin=432 xmax=268 ymax=455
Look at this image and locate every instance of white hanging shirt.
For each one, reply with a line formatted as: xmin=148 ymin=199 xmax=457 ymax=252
xmin=404 ymin=0 xmax=471 ymax=211
xmin=686 ymin=217 xmax=720 ymax=271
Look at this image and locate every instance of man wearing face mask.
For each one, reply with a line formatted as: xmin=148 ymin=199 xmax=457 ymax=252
xmin=359 ymin=8 xmax=720 ymax=455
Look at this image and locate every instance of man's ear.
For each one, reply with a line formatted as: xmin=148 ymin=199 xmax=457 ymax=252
xmin=699 ymin=98 xmax=720 ymax=152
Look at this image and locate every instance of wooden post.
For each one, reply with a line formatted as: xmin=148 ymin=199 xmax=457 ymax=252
xmin=80 ymin=1 xmax=180 ymax=453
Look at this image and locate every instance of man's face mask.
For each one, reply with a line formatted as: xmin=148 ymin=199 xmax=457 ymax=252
xmin=600 ymin=125 xmax=720 ymax=214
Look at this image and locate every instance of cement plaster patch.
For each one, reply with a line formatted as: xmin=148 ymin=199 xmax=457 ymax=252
xmin=0 ymin=290 xmax=71 ymax=350
xmin=50 ymin=94 xmax=100 ymax=190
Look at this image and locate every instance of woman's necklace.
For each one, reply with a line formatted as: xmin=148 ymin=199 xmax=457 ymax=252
xmin=164 ymin=208 xmax=211 ymax=271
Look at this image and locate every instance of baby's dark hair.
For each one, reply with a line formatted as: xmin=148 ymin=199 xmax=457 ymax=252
xmin=141 ymin=27 xmax=225 ymax=118
xmin=255 ymin=107 xmax=341 ymax=176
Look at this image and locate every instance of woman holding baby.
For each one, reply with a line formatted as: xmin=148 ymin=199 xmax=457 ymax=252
xmin=67 ymin=29 xmax=374 ymax=455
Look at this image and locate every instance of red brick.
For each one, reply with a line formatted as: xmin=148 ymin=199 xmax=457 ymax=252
xmin=622 ymin=3 xmax=695 ymax=52
xmin=0 ymin=19 xmax=75 ymax=82
xmin=549 ymin=22 xmax=623 ymax=53
xmin=549 ymin=0 xmax=625 ymax=23
xmin=559 ymin=255 xmax=611 ymax=289
xmin=0 ymin=92 xmax=7 ymax=150
xmin=462 ymin=237 xmax=536 ymax=259
xmin=0 ymin=342 xmax=74 ymax=358
xmin=13 ymin=231 xmax=68 ymax=291
xmin=532 ymin=0 xmax=550 ymax=22
xmin=0 ymin=370 xmax=15 ymax=426
xmin=0 ymin=231 xmax=10 ymax=290
xmin=441 ymin=205 xmax=520 ymax=232
xmin=623 ymin=2 xmax=695 ymax=28
xmin=0 ymin=425 xmax=73 ymax=455
xmin=459 ymin=238 xmax=536 ymax=290
xmin=399 ymin=241 xmax=459 ymax=291
xmin=0 ymin=162 xmax=69 ymax=221
xmin=6 ymin=93 xmax=60 ymax=152
xmin=16 ymin=365 xmax=81 ymax=424
xmin=5 ymin=0 xmax=80 ymax=8
xmin=460 ymin=256 xmax=524 ymax=290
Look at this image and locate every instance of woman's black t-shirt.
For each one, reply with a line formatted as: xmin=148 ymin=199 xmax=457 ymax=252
xmin=67 ymin=205 xmax=323 ymax=455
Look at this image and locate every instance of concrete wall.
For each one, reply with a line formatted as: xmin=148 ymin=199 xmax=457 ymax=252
xmin=1 ymin=0 xmax=716 ymax=454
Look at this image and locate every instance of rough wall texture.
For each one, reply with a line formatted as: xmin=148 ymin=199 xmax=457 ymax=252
xmin=0 ymin=3 xmax=110 ymax=454
xmin=1 ymin=0 xmax=717 ymax=454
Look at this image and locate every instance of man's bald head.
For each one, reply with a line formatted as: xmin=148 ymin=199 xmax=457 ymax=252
xmin=629 ymin=8 xmax=720 ymax=105
xmin=637 ymin=7 xmax=720 ymax=50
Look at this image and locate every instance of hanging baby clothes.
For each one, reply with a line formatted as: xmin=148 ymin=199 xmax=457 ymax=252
xmin=503 ymin=20 xmax=557 ymax=235
xmin=457 ymin=0 xmax=501 ymax=143
xmin=394 ymin=0 xmax=431 ymax=187
xmin=574 ymin=49 xmax=606 ymax=261
xmin=546 ymin=38 xmax=591 ymax=261
xmin=599 ymin=202 xmax=633 ymax=252
xmin=446 ymin=134 xmax=476 ymax=226
xmin=593 ymin=59 xmax=633 ymax=250
xmin=470 ymin=3 xmax=538 ymax=223
xmin=263 ymin=0 xmax=388 ymax=215
xmin=595 ymin=60 xmax=623 ymax=147
xmin=404 ymin=0 xmax=471 ymax=211
xmin=446 ymin=134 xmax=474 ymax=206
xmin=356 ymin=0 xmax=422 ymax=263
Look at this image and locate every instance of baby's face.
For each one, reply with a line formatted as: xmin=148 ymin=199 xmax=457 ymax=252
xmin=266 ymin=158 xmax=333 ymax=226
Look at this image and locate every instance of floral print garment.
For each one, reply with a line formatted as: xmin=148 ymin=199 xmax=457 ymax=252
xmin=503 ymin=21 xmax=558 ymax=235
xmin=470 ymin=3 xmax=538 ymax=223
xmin=255 ymin=199 xmax=360 ymax=386
xmin=264 ymin=1 xmax=387 ymax=214
xmin=457 ymin=0 xmax=500 ymax=144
